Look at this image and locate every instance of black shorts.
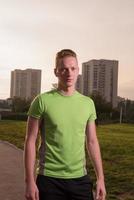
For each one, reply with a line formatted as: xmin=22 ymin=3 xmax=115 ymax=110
xmin=36 ymin=174 xmax=94 ymax=200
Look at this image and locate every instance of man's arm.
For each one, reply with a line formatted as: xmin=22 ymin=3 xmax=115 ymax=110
xmin=86 ymin=121 xmax=106 ymax=200
xmin=24 ymin=116 xmax=40 ymax=200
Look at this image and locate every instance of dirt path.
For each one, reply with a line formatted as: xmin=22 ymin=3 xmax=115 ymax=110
xmin=0 ymin=140 xmax=25 ymax=200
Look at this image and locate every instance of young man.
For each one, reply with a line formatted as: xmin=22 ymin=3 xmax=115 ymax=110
xmin=24 ymin=49 xmax=106 ymax=200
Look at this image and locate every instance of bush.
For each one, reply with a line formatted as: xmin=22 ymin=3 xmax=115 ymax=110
xmin=1 ymin=112 xmax=28 ymax=121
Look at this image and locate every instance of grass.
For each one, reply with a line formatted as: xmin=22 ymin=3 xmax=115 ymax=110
xmin=0 ymin=120 xmax=134 ymax=199
xmin=0 ymin=120 xmax=26 ymax=149
xmin=87 ymin=123 xmax=134 ymax=200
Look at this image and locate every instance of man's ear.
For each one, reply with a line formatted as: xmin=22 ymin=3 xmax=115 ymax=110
xmin=77 ymin=67 xmax=79 ymax=76
xmin=54 ymin=68 xmax=58 ymax=77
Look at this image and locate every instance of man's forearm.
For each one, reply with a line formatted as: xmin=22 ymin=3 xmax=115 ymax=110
xmin=24 ymin=139 xmax=36 ymax=183
xmin=87 ymin=139 xmax=104 ymax=180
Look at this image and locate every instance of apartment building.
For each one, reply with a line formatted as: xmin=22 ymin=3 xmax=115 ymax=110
xmin=82 ymin=59 xmax=118 ymax=107
xmin=10 ymin=69 xmax=41 ymax=99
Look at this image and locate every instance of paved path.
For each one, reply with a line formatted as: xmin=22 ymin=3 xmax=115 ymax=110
xmin=0 ymin=140 xmax=25 ymax=200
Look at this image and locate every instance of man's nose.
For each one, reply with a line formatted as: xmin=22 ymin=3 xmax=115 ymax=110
xmin=67 ymin=69 xmax=72 ymax=76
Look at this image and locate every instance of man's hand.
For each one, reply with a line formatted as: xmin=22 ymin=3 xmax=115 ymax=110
xmin=25 ymin=181 xmax=39 ymax=200
xmin=95 ymin=179 xmax=106 ymax=200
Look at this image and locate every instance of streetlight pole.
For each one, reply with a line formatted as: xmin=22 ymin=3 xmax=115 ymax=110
xmin=120 ymin=106 xmax=123 ymax=124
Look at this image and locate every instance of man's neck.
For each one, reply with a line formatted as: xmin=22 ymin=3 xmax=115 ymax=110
xmin=57 ymin=85 xmax=76 ymax=96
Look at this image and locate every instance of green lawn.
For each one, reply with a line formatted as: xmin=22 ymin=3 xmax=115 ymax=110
xmin=0 ymin=120 xmax=134 ymax=200
xmin=87 ymin=124 xmax=134 ymax=200
xmin=0 ymin=120 xmax=26 ymax=149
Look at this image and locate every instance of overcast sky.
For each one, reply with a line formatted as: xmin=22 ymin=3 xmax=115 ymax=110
xmin=0 ymin=0 xmax=134 ymax=99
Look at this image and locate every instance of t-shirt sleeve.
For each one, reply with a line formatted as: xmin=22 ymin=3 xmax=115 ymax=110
xmin=27 ymin=95 xmax=45 ymax=119
xmin=87 ymin=99 xmax=97 ymax=122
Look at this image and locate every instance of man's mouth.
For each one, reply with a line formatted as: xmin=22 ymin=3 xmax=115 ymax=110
xmin=67 ymin=79 xmax=73 ymax=81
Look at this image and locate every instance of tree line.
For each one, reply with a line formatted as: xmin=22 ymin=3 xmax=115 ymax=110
xmin=7 ymin=94 xmax=134 ymax=123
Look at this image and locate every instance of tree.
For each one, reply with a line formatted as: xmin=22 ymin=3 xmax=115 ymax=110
xmin=11 ymin=97 xmax=31 ymax=113
xmin=90 ymin=92 xmax=112 ymax=113
xmin=90 ymin=92 xmax=113 ymax=123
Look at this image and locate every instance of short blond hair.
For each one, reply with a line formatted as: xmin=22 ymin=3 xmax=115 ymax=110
xmin=55 ymin=49 xmax=77 ymax=70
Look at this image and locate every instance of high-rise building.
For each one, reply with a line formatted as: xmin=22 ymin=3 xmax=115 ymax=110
xmin=82 ymin=59 xmax=118 ymax=107
xmin=10 ymin=69 xmax=41 ymax=99
xmin=76 ymin=74 xmax=83 ymax=94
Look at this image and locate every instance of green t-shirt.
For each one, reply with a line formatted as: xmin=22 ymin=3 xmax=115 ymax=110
xmin=28 ymin=89 xmax=97 ymax=178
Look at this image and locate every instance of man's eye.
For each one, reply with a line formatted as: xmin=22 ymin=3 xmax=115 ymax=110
xmin=60 ymin=68 xmax=66 ymax=72
xmin=71 ymin=67 xmax=76 ymax=71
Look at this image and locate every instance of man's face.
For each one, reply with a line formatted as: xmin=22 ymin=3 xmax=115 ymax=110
xmin=55 ymin=56 xmax=79 ymax=88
